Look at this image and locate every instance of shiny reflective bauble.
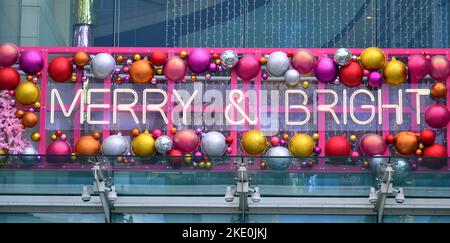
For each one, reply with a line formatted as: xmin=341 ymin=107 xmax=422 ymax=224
xmin=46 ymin=140 xmax=72 ymax=155
xmin=0 ymin=67 xmax=20 ymax=90
xmin=101 ymin=134 xmax=129 ymax=156
xmin=284 ymin=69 xmax=300 ymax=85
xmin=221 ymin=50 xmax=239 ymax=69
xmin=75 ymin=136 xmax=101 ymax=155
xmin=131 ymin=128 xmax=140 ymax=137
xmin=334 ymin=48 xmax=352 ymax=66
xmin=392 ymin=158 xmax=410 ymax=182
xmin=359 ymin=134 xmax=387 ymax=156
xmin=288 ymin=133 xmax=315 ymax=157
xmin=424 ymin=103 xmax=450 ymax=129
xmin=383 ymin=57 xmax=408 ymax=86
xmin=74 ymin=51 xmax=90 ymax=67
xmin=314 ymin=57 xmax=338 ymax=83
xmin=395 ymin=131 xmax=419 ymax=155
xmin=201 ymin=131 xmax=227 ymax=157
xmin=150 ymin=51 xmax=167 ymax=66
xmin=265 ymin=146 xmax=292 ymax=171
xmin=431 ymin=82 xmax=447 ymax=99
xmin=155 ymin=135 xmax=173 ymax=155
xmin=187 ymin=48 xmax=211 ymax=74
xmin=31 ymin=132 xmax=41 ymax=142
xmin=130 ymin=60 xmax=155 ymax=84
xmin=91 ymin=53 xmax=116 ymax=79
xmin=368 ymin=71 xmax=384 ymax=88
xmin=368 ymin=155 xmax=387 ymax=175
xmin=419 ymin=129 xmax=436 ymax=146
xmin=22 ymin=146 xmax=37 ymax=163
xmin=173 ymin=129 xmax=200 ymax=153
xmin=131 ymin=131 xmax=156 ymax=156
xmin=266 ymin=51 xmax=290 ymax=77
xmin=359 ymin=47 xmax=386 ymax=71
xmin=19 ymin=50 xmax=44 ymax=75
xmin=235 ymin=55 xmax=261 ymax=81
xmin=241 ymin=130 xmax=267 ymax=156
xmin=15 ymin=82 xmax=40 ymax=105
xmin=339 ymin=60 xmax=363 ymax=87
xmin=22 ymin=112 xmax=38 ymax=128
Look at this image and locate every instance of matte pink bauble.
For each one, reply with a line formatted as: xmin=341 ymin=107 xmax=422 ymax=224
xmin=164 ymin=57 xmax=188 ymax=82
xmin=359 ymin=134 xmax=387 ymax=156
xmin=429 ymin=55 xmax=450 ymax=81
xmin=424 ymin=103 xmax=450 ymax=129
xmin=408 ymin=54 xmax=429 ymax=80
xmin=291 ymin=50 xmax=316 ymax=74
xmin=172 ymin=129 xmax=200 ymax=153
xmin=0 ymin=43 xmax=19 ymax=67
xmin=235 ymin=55 xmax=261 ymax=81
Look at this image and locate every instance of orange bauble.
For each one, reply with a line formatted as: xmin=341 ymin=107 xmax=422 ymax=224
xmin=131 ymin=128 xmax=141 ymax=137
xmin=130 ymin=60 xmax=155 ymax=83
xmin=431 ymin=82 xmax=447 ymax=99
xmin=74 ymin=51 xmax=90 ymax=67
xmin=394 ymin=131 xmax=419 ymax=155
xmin=22 ymin=112 xmax=38 ymax=128
xmin=75 ymin=136 xmax=101 ymax=155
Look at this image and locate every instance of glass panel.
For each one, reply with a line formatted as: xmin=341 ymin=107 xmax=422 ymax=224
xmin=0 ymin=213 xmax=105 ymax=223
xmin=383 ymin=215 xmax=450 ymax=223
xmin=247 ymin=214 xmax=376 ymax=223
xmin=113 ymin=213 xmax=242 ymax=223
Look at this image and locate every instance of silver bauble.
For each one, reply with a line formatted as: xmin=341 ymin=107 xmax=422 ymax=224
xmin=284 ymin=69 xmax=300 ymax=85
xmin=334 ymin=48 xmax=352 ymax=66
xmin=265 ymin=146 xmax=292 ymax=171
xmin=201 ymin=131 xmax=227 ymax=157
xmin=267 ymin=51 xmax=290 ymax=77
xmin=155 ymin=135 xmax=173 ymax=155
xmin=91 ymin=53 xmax=116 ymax=79
xmin=221 ymin=50 xmax=239 ymax=69
xmin=392 ymin=158 xmax=409 ymax=183
xmin=101 ymin=134 xmax=129 ymax=156
xmin=22 ymin=146 xmax=37 ymax=163
xmin=368 ymin=155 xmax=388 ymax=175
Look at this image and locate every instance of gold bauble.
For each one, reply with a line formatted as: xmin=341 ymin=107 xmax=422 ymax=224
xmin=15 ymin=82 xmax=40 ymax=105
xmin=185 ymin=154 xmax=192 ymax=164
xmin=50 ymin=134 xmax=57 ymax=141
xmin=395 ymin=131 xmax=419 ymax=155
xmin=75 ymin=136 xmax=101 ymax=155
xmin=289 ymin=133 xmax=315 ymax=157
xmin=179 ymin=51 xmax=188 ymax=59
xmin=383 ymin=57 xmax=408 ymax=85
xmin=431 ymin=82 xmax=447 ymax=99
xmin=31 ymin=132 xmax=41 ymax=142
xmin=312 ymin=133 xmax=319 ymax=140
xmin=302 ymin=81 xmax=309 ymax=89
xmin=359 ymin=47 xmax=386 ymax=71
xmin=350 ymin=135 xmax=357 ymax=142
xmin=131 ymin=131 xmax=156 ymax=156
xmin=241 ymin=130 xmax=267 ymax=155
xmin=34 ymin=102 xmax=41 ymax=109
xmin=130 ymin=60 xmax=155 ymax=84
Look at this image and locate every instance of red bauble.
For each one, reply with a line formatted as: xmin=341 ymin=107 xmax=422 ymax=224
xmin=0 ymin=67 xmax=20 ymax=90
xmin=168 ymin=149 xmax=184 ymax=165
xmin=151 ymin=51 xmax=167 ymax=66
xmin=48 ymin=57 xmax=73 ymax=82
xmin=225 ymin=136 xmax=233 ymax=144
xmin=339 ymin=60 xmax=363 ymax=88
xmin=325 ymin=136 xmax=351 ymax=156
xmin=423 ymin=143 xmax=448 ymax=169
xmin=385 ymin=134 xmax=396 ymax=144
xmin=419 ymin=129 xmax=436 ymax=146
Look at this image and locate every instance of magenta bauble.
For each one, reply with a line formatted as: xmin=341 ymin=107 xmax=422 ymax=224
xmin=187 ymin=48 xmax=211 ymax=74
xmin=164 ymin=57 xmax=188 ymax=82
xmin=408 ymin=54 xmax=429 ymax=80
xmin=429 ymin=55 xmax=450 ymax=81
xmin=46 ymin=140 xmax=72 ymax=155
xmin=314 ymin=57 xmax=338 ymax=83
xmin=235 ymin=55 xmax=261 ymax=81
xmin=19 ymin=50 xmax=44 ymax=75
xmin=424 ymin=103 xmax=450 ymax=129
xmin=368 ymin=71 xmax=384 ymax=88
xmin=359 ymin=134 xmax=387 ymax=156
xmin=0 ymin=43 xmax=19 ymax=67
xmin=172 ymin=129 xmax=200 ymax=153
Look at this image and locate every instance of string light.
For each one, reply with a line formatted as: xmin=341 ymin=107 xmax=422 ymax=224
xmin=187 ymin=0 xmax=190 ymax=47
xmin=165 ymin=0 xmax=169 ymax=47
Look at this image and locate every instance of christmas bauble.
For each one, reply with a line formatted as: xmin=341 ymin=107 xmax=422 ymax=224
xmin=419 ymin=129 xmax=436 ymax=146
xmin=187 ymin=48 xmax=210 ymax=74
xmin=284 ymin=69 xmax=300 ymax=85
xmin=48 ymin=57 xmax=73 ymax=82
xmin=315 ymin=57 xmax=338 ymax=83
xmin=19 ymin=50 xmax=44 ymax=75
xmin=130 ymin=60 xmax=154 ymax=84
xmin=167 ymin=149 xmax=184 ymax=165
xmin=155 ymin=135 xmax=173 ymax=155
xmin=235 ymin=55 xmax=261 ymax=81
xmin=408 ymin=54 xmax=429 ymax=80
xmin=394 ymin=131 xmax=419 ymax=155
xmin=101 ymin=134 xmax=129 ymax=156
xmin=359 ymin=134 xmax=387 ymax=156
xmin=291 ymin=49 xmax=316 ymax=74
xmin=289 ymin=133 xmax=315 ymax=157
xmin=429 ymin=55 xmax=450 ymax=81
xmin=241 ymin=130 xmax=267 ymax=155
xmin=0 ymin=43 xmax=19 ymax=67
xmin=431 ymin=82 xmax=447 ymax=99
xmin=47 ymin=140 xmax=72 ymax=155
xmin=265 ymin=146 xmax=292 ymax=171
xmin=164 ymin=57 xmax=187 ymax=82
xmin=424 ymin=103 xmax=450 ymax=129
xmin=173 ymin=129 xmax=200 ymax=153
xmin=151 ymin=51 xmax=167 ymax=66
xmin=423 ymin=143 xmax=448 ymax=169
xmin=22 ymin=146 xmax=37 ymax=163
xmin=74 ymin=51 xmax=90 ymax=67
xmin=339 ymin=60 xmax=363 ymax=87
xmin=201 ymin=131 xmax=227 ymax=157
xmin=22 ymin=112 xmax=38 ymax=128
xmin=15 ymin=82 xmax=40 ymax=105
xmin=266 ymin=51 xmax=290 ymax=77
xmin=131 ymin=131 xmax=156 ymax=156
xmin=221 ymin=50 xmax=239 ymax=69
xmin=334 ymin=48 xmax=352 ymax=66
xmin=359 ymin=47 xmax=386 ymax=71
xmin=0 ymin=67 xmax=20 ymax=90
xmin=325 ymin=136 xmax=351 ymax=156
xmin=383 ymin=57 xmax=408 ymax=86
xmin=75 ymin=136 xmax=101 ymax=155
xmin=91 ymin=53 xmax=116 ymax=79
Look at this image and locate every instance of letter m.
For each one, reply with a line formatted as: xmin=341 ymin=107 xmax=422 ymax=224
xmin=51 ymin=89 xmax=85 ymax=124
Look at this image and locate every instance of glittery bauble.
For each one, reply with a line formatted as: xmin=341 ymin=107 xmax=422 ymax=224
xmin=0 ymin=67 xmax=20 ymax=90
xmin=325 ymin=136 xmax=351 ymax=156
xmin=91 ymin=53 xmax=116 ymax=79
xmin=383 ymin=57 xmax=408 ymax=86
xmin=408 ymin=54 xmax=429 ymax=80
xmin=19 ymin=50 xmax=44 ymax=75
xmin=46 ymin=140 xmax=72 ymax=155
xmin=130 ymin=60 xmax=155 ymax=84
xmin=22 ymin=112 xmax=38 ymax=128
xmin=284 ymin=69 xmax=300 ymax=85
xmin=289 ymin=133 xmax=315 ymax=157
xmin=392 ymin=158 xmax=410 ymax=182
xmin=75 ymin=136 xmax=101 ymax=155
xmin=359 ymin=47 xmax=386 ymax=71
xmin=131 ymin=131 xmax=156 ymax=156
xmin=187 ymin=48 xmax=211 ymax=74
xmin=265 ymin=146 xmax=292 ymax=171
xmin=0 ymin=43 xmax=19 ymax=67
xmin=22 ymin=146 xmax=37 ymax=163
xmin=155 ymin=135 xmax=173 ymax=155
xmin=150 ymin=51 xmax=167 ymax=66
xmin=424 ymin=103 xmax=450 ymax=128
xmin=15 ymin=82 xmax=40 ymax=105
xmin=339 ymin=60 xmax=363 ymax=87
xmin=368 ymin=155 xmax=388 ymax=174
xmin=431 ymin=82 xmax=447 ymax=99
xmin=368 ymin=71 xmax=384 ymax=88
xmin=241 ymin=130 xmax=268 ymax=156
xmin=423 ymin=143 xmax=448 ymax=169
xmin=31 ymin=132 xmax=41 ymax=142
xmin=266 ymin=51 xmax=290 ymax=77
xmin=101 ymin=134 xmax=129 ymax=156
xmin=164 ymin=57 xmax=188 ymax=82
xmin=314 ymin=57 xmax=338 ymax=83
xmin=359 ymin=134 xmax=387 ymax=156
xmin=395 ymin=131 xmax=419 ymax=155
xmin=334 ymin=48 xmax=352 ymax=66
xmin=235 ymin=55 xmax=261 ymax=81
xmin=429 ymin=55 xmax=450 ymax=81
xmin=221 ymin=50 xmax=239 ymax=69
xmin=291 ymin=49 xmax=316 ymax=74
xmin=201 ymin=131 xmax=227 ymax=157
xmin=48 ymin=57 xmax=73 ymax=82
xmin=173 ymin=129 xmax=200 ymax=153
xmin=419 ymin=129 xmax=436 ymax=146
xmin=74 ymin=51 xmax=90 ymax=67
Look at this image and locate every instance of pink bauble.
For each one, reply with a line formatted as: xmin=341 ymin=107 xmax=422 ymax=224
xmin=187 ymin=48 xmax=211 ymax=74
xmin=270 ymin=136 xmax=280 ymax=146
xmin=429 ymin=55 xmax=450 ymax=81
xmin=172 ymin=129 xmax=200 ymax=153
xmin=423 ymin=143 xmax=448 ymax=169
xmin=164 ymin=57 xmax=188 ymax=82
xmin=235 ymin=55 xmax=261 ymax=81
xmin=152 ymin=129 xmax=163 ymax=139
xmin=425 ymin=103 xmax=450 ymax=128
xmin=291 ymin=50 xmax=316 ymax=74
xmin=368 ymin=71 xmax=384 ymax=88
xmin=314 ymin=57 xmax=338 ymax=83
xmin=359 ymin=134 xmax=387 ymax=156
xmin=46 ymin=140 xmax=72 ymax=155
xmin=408 ymin=54 xmax=429 ymax=80
xmin=0 ymin=43 xmax=19 ymax=67
xmin=19 ymin=50 xmax=44 ymax=75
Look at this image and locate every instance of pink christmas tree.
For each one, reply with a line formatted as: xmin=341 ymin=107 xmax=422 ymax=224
xmin=0 ymin=91 xmax=31 ymax=154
